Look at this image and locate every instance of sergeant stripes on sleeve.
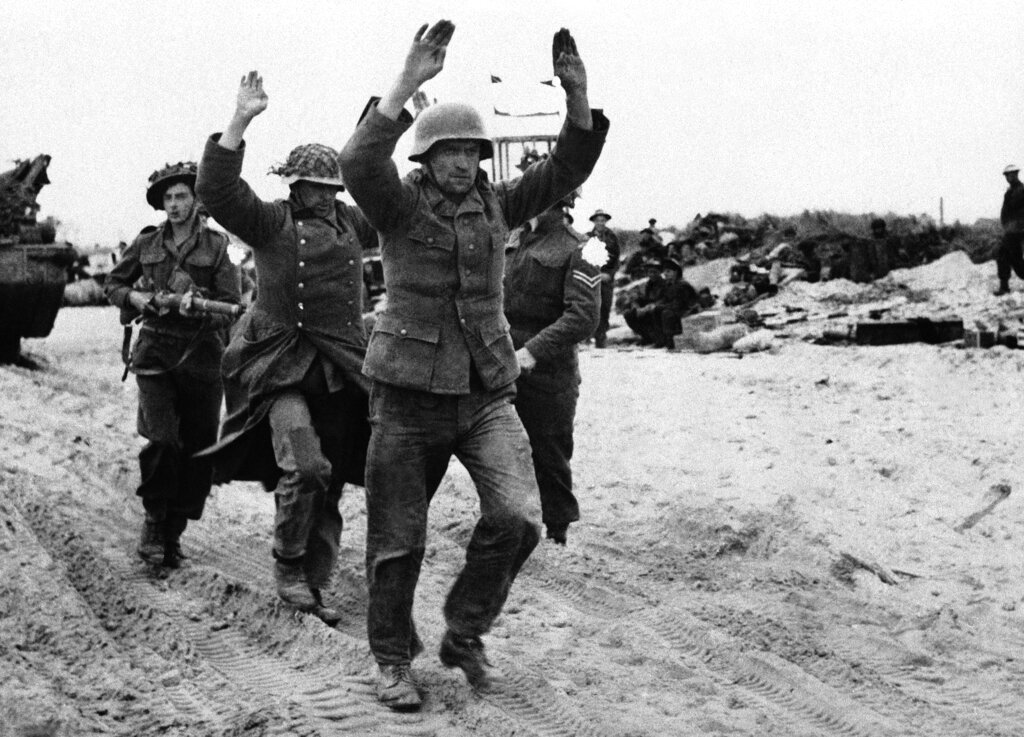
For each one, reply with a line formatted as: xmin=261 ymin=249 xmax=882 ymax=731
xmin=572 ymin=270 xmax=603 ymax=289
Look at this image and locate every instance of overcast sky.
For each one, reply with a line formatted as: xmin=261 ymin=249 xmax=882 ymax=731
xmin=2 ymin=0 xmax=1022 ymax=245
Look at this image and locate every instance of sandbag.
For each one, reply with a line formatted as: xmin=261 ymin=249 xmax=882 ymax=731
xmin=732 ymin=329 xmax=774 ymax=354
xmin=693 ymin=324 xmax=748 ymax=354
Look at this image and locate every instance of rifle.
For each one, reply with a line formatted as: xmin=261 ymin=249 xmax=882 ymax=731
xmin=120 ymin=291 xmax=244 ymax=381
xmin=150 ymin=291 xmax=246 ymax=318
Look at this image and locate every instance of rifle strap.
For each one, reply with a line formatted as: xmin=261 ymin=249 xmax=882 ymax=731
xmin=123 ymin=318 xmax=210 ymax=379
xmin=120 ymin=325 xmax=133 ymax=382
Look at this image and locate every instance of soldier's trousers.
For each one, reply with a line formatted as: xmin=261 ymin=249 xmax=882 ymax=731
xmin=136 ymin=371 xmax=221 ymax=526
xmin=997 ymin=232 xmax=1024 ymax=286
xmin=513 ymin=375 xmax=580 ymax=530
xmin=364 ymin=381 xmax=541 ymax=666
xmin=267 ymin=389 xmax=349 ymax=590
xmin=595 ymin=276 xmax=613 ymax=342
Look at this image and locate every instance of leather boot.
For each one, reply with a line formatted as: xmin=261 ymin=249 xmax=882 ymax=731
xmin=163 ymin=516 xmax=188 ymax=568
xmin=439 ymin=630 xmax=492 ymax=689
xmin=274 ymin=558 xmax=317 ymax=611
xmin=376 ymin=663 xmax=421 ymax=711
xmin=137 ymin=515 xmax=165 ymax=565
xmin=310 ymin=588 xmax=342 ymax=626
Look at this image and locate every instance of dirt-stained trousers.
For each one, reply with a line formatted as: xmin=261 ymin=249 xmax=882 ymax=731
xmin=364 ymin=380 xmax=542 ymax=666
xmin=268 ymin=384 xmax=354 ymax=590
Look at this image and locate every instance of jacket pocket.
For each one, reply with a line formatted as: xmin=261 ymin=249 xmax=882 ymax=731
xmin=408 ymin=219 xmax=455 ymax=252
xmin=139 ymin=247 xmax=167 ymax=265
xmin=365 ymin=313 xmax=441 ymax=388
xmin=474 ymin=317 xmax=517 ymax=388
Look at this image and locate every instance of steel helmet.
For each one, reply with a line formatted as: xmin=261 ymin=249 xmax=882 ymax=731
xmin=409 ymin=102 xmax=493 ymax=162
xmin=146 ymin=161 xmax=198 ymax=210
xmin=1004 ymin=164 xmax=1020 ymax=175
xmin=589 ymin=208 xmax=612 ymax=222
xmin=270 ymin=143 xmax=345 ymax=187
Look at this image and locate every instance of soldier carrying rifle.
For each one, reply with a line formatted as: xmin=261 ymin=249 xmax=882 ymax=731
xmin=104 ymin=161 xmax=241 ymax=568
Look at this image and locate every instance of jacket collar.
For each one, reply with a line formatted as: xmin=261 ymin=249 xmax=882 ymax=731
xmin=287 ymin=191 xmax=346 ymax=235
xmin=161 ymin=210 xmax=201 ymax=260
xmin=417 ymin=166 xmax=489 ymax=218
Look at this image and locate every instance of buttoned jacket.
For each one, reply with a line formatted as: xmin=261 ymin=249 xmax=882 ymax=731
xmin=197 ymin=135 xmax=377 ymax=400
xmin=340 ymin=104 xmax=609 ymax=394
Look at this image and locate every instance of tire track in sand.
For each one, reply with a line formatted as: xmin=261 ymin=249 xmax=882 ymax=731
xmin=14 ymin=489 xmax=440 ymax=737
xmin=512 ymin=544 xmax=902 ymax=737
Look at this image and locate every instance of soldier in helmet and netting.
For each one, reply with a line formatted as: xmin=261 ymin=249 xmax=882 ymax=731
xmin=340 ymin=20 xmax=609 ymax=710
xmin=104 ymin=161 xmax=241 ymax=568
xmin=195 ymin=71 xmax=378 ymax=623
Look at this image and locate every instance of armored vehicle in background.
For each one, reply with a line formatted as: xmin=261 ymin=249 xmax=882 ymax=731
xmin=0 ymin=155 xmax=76 ymax=363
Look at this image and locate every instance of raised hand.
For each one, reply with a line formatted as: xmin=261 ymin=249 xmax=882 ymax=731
xmin=402 ymin=20 xmax=455 ymax=87
xmin=552 ymin=28 xmax=586 ymax=95
xmin=236 ymin=70 xmax=268 ymax=120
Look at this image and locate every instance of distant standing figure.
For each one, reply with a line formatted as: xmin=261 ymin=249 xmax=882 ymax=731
xmin=995 ymin=164 xmax=1024 ymax=296
xmin=504 ymin=195 xmax=600 ymax=545
xmin=104 ymin=162 xmax=240 ymax=568
xmin=586 ymin=208 xmax=619 ymax=347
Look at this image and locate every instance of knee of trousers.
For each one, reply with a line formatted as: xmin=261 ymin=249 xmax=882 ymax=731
xmin=278 ymin=426 xmax=332 ymax=495
xmin=481 ymin=505 xmax=542 ymax=544
xmin=366 ymin=547 xmax=425 ymax=591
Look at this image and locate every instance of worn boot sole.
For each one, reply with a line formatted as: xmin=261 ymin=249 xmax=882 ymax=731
xmin=137 ymin=546 xmax=165 ymax=565
xmin=312 ymin=604 xmax=341 ymax=626
xmin=377 ymin=687 xmax=422 ymax=712
xmin=376 ymin=667 xmax=422 ymax=711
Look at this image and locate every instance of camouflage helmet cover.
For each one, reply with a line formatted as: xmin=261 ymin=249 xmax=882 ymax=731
xmin=270 ymin=143 xmax=345 ymax=188
xmin=146 ymin=161 xmax=198 ymax=210
xmin=409 ymin=102 xmax=493 ymax=162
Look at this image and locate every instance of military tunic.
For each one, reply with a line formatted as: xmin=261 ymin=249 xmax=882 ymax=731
xmin=504 ymin=211 xmax=600 ymax=531
xmin=340 ymin=102 xmax=609 ymax=665
xmin=196 ymin=134 xmax=376 ymax=490
xmin=104 ymin=213 xmax=240 ymax=528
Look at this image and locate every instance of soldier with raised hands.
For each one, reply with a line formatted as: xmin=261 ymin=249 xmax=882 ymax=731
xmin=196 ymin=71 xmax=377 ymax=623
xmin=340 ymin=20 xmax=609 ymax=709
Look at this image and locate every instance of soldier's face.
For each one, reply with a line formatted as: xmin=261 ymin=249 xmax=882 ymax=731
xmin=292 ymin=180 xmax=342 ymax=210
xmin=428 ymin=140 xmax=481 ymax=196
xmin=592 ymin=215 xmax=608 ymax=232
xmin=1006 ymin=171 xmax=1020 ymax=186
xmin=163 ymin=183 xmax=195 ymax=225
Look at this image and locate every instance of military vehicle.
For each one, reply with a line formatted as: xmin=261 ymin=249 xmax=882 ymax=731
xmin=0 ymin=154 xmax=76 ymax=363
